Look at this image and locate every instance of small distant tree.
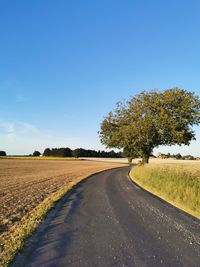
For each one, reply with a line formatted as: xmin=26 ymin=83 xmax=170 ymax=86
xmin=0 ymin=151 xmax=6 ymax=156
xmin=175 ymin=153 xmax=182 ymax=160
xmin=33 ymin=151 xmax=41 ymax=157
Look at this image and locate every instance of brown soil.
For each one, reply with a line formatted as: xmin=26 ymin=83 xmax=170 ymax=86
xmin=0 ymin=159 xmax=125 ymax=235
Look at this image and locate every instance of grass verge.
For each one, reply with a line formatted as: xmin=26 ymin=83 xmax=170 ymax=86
xmin=130 ymin=163 xmax=200 ymax=219
xmin=0 ymin=173 xmax=95 ymax=267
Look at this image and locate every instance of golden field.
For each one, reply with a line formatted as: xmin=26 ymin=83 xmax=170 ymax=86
xmin=130 ymin=161 xmax=200 ymax=219
xmin=0 ymin=158 xmax=125 ymax=266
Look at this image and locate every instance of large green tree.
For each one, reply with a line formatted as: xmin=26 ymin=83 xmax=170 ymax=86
xmin=99 ymin=88 xmax=200 ymax=163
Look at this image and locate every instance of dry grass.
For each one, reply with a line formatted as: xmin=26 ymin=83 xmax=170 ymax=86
xmin=0 ymin=158 xmax=125 ymax=266
xmin=130 ymin=162 xmax=200 ymax=219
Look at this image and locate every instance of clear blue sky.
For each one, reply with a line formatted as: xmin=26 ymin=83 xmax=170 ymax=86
xmin=0 ymin=0 xmax=200 ymax=156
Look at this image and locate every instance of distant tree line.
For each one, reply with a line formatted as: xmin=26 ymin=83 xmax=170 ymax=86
xmin=2 ymin=148 xmax=198 ymax=160
xmin=42 ymin=147 xmax=123 ymax=158
xmin=157 ymin=153 xmax=199 ymax=160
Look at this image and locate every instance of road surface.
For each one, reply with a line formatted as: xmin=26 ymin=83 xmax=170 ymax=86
xmin=21 ymin=166 xmax=200 ymax=267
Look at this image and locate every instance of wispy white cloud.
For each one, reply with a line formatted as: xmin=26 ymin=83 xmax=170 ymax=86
xmin=0 ymin=121 xmax=15 ymax=142
xmin=0 ymin=120 xmax=86 ymax=155
xmin=0 ymin=121 xmax=39 ymax=142
xmin=0 ymin=120 xmax=40 ymax=147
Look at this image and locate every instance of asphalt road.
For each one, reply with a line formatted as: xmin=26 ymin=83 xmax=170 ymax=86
xmin=23 ymin=166 xmax=200 ymax=267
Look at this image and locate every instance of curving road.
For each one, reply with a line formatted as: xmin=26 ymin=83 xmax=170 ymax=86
xmin=22 ymin=166 xmax=200 ymax=267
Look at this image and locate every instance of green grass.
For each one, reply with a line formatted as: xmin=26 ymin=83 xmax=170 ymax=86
xmin=130 ymin=163 xmax=200 ymax=219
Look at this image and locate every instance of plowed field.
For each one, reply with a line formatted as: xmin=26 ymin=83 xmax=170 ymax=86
xmin=0 ymin=159 xmax=124 ymax=235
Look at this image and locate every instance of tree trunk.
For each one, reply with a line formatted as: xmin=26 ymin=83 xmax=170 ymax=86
xmin=142 ymin=154 xmax=150 ymax=164
xmin=128 ymin=157 xmax=133 ymax=163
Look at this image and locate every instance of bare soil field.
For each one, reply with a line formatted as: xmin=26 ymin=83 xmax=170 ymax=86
xmin=0 ymin=159 xmax=125 ymax=233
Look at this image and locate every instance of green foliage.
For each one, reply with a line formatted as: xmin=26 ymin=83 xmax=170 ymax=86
xmin=72 ymin=148 xmax=88 ymax=158
xmin=123 ymin=146 xmax=139 ymax=159
xmin=43 ymin=147 xmax=72 ymax=157
xmin=72 ymin=148 xmax=122 ymax=158
xmin=43 ymin=148 xmax=51 ymax=156
xmin=0 ymin=151 xmax=6 ymax=156
xmin=100 ymin=88 xmax=200 ymax=163
xmin=158 ymin=152 xmax=197 ymax=160
xmin=33 ymin=151 xmax=41 ymax=157
xmin=42 ymin=147 xmax=122 ymax=158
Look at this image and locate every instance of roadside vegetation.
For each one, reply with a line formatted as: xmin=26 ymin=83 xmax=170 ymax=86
xmin=0 ymin=159 xmax=125 ymax=267
xmin=130 ymin=162 xmax=200 ymax=219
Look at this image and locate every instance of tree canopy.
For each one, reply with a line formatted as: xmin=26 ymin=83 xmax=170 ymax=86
xmin=99 ymin=88 xmax=200 ymax=163
xmin=0 ymin=151 xmax=6 ymax=156
xmin=33 ymin=151 xmax=41 ymax=157
xmin=43 ymin=147 xmax=72 ymax=157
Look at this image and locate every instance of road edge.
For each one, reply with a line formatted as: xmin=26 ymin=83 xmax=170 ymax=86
xmin=128 ymin=166 xmax=200 ymax=222
xmin=9 ymin=165 xmax=125 ymax=267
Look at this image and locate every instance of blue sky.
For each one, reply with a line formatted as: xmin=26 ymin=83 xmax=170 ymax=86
xmin=0 ymin=0 xmax=200 ymax=156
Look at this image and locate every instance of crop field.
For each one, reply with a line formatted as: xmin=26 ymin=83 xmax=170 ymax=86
xmin=0 ymin=158 xmax=125 ymax=266
xmin=130 ymin=161 xmax=200 ymax=219
xmin=0 ymin=156 xmax=80 ymax=160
